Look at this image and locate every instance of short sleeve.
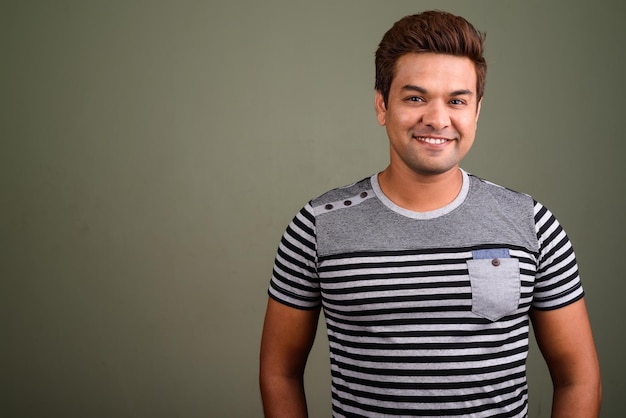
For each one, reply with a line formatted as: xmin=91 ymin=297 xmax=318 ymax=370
xmin=268 ymin=203 xmax=321 ymax=310
xmin=532 ymin=202 xmax=584 ymax=310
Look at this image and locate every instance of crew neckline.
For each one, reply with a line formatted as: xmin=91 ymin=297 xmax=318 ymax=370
xmin=370 ymin=169 xmax=470 ymax=219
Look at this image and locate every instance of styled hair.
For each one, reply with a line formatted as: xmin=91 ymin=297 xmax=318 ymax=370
xmin=375 ymin=10 xmax=487 ymax=106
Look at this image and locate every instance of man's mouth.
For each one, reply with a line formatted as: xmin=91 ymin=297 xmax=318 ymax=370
xmin=414 ymin=136 xmax=450 ymax=145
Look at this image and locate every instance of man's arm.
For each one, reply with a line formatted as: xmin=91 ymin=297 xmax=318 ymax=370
xmin=260 ymin=297 xmax=321 ymax=418
xmin=530 ymin=298 xmax=601 ymax=417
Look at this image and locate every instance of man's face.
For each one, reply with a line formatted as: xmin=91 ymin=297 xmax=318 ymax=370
xmin=375 ymin=53 xmax=482 ymax=178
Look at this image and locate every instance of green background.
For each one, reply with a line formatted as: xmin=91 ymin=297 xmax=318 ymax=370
xmin=3 ymin=1 xmax=624 ymax=417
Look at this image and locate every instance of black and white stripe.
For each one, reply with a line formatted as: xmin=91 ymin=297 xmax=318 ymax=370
xmin=268 ymin=175 xmax=583 ymax=417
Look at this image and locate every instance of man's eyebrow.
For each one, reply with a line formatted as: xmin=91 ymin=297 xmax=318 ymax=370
xmin=401 ymin=85 xmax=428 ymax=94
xmin=401 ymin=85 xmax=474 ymax=96
xmin=450 ymin=89 xmax=474 ymax=96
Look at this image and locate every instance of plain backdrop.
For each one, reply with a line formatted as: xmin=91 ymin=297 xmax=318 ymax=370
xmin=3 ymin=1 xmax=625 ymax=417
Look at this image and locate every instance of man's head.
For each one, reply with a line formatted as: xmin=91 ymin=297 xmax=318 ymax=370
xmin=375 ymin=11 xmax=487 ymax=107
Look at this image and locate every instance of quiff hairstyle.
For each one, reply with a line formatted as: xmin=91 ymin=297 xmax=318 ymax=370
xmin=375 ymin=10 xmax=487 ymax=107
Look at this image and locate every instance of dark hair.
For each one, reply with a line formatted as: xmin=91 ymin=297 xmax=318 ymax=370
xmin=375 ymin=11 xmax=487 ymax=106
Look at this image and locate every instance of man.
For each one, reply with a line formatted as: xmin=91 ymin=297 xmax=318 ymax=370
xmin=260 ymin=10 xmax=601 ymax=418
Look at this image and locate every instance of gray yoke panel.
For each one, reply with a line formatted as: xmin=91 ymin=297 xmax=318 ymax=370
xmin=311 ymin=172 xmax=538 ymax=258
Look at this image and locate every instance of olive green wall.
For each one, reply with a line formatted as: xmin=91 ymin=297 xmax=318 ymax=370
xmin=3 ymin=1 xmax=624 ymax=417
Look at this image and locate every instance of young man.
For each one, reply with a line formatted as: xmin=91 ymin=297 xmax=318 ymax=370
xmin=260 ymin=11 xmax=601 ymax=418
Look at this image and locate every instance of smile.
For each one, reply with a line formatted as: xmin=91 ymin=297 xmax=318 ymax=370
xmin=414 ymin=136 xmax=450 ymax=145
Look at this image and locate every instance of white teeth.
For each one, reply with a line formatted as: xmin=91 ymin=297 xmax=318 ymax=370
xmin=417 ymin=137 xmax=447 ymax=145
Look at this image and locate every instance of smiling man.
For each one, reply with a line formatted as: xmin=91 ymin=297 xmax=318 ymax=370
xmin=260 ymin=11 xmax=601 ymax=418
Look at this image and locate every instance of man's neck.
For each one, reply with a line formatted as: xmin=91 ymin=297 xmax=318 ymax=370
xmin=377 ymin=166 xmax=464 ymax=213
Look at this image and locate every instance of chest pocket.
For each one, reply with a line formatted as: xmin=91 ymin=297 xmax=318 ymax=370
xmin=467 ymin=254 xmax=521 ymax=322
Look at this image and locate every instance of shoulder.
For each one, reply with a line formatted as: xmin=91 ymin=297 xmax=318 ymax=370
xmin=468 ymin=173 xmax=533 ymax=203
xmin=467 ymin=173 xmax=538 ymax=215
xmin=309 ymin=176 xmax=373 ymax=213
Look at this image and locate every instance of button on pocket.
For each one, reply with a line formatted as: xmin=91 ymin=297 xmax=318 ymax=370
xmin=467 ymin=258 xmax=520 ymax=321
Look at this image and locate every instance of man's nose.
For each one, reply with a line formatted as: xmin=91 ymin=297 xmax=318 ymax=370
xmin=421 ymin=102 xmax=450 ymax=130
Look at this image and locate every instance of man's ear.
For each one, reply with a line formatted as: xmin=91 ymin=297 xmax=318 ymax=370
xmin=475 ymin=98 xmax=482 ymax=123
xmin=374 ymin=90 xmax=387 ymax=126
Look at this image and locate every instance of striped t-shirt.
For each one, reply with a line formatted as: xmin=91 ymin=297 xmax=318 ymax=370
xmin=268 ymin=170 xmax=583 ymax=417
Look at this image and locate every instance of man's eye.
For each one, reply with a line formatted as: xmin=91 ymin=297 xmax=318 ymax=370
xmin=407 ymin=96 xmax=423 ymax=102
xmin=450 ymin=99 xmax=465 ymax=105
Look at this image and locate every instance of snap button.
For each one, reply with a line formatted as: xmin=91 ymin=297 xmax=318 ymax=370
xmin=344 ymin=200 xmax=352 ymax=206
xmin=492 ymin=258 xmax=501 ymax=267
xmin=325 ymin=204 xmax=333 ymax=210
xmin=360 ymin=192 xmax=368 ymax=198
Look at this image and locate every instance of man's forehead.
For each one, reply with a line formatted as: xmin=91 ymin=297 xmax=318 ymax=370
xmin=391 ymin=53 xmax=478 ymax=89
